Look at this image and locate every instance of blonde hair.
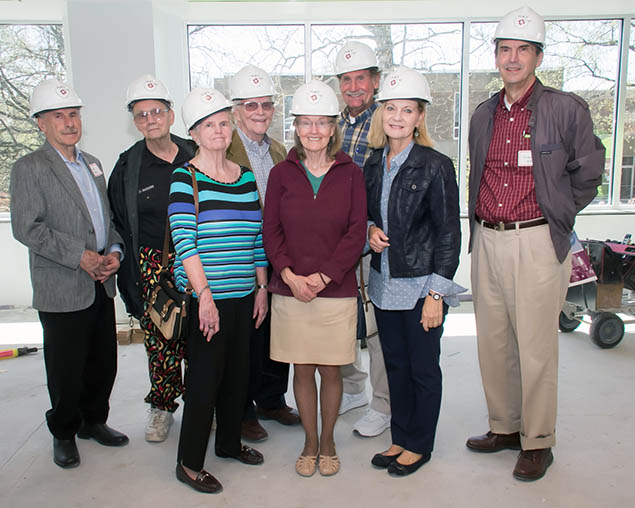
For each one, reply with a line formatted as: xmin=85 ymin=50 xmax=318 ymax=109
xmin=367 ymin=101 xmax=434 ymax=148
xmin=293 ymin=116 xmax=343 ymax=161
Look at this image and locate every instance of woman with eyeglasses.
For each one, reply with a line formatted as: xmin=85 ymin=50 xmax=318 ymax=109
xmin=365 ymin=66 xmax=464 ymax=477
xmin=263 ymin=80 xmax=366 ymax=478
xmin=169 ymin=87 xmax=268 ymax=494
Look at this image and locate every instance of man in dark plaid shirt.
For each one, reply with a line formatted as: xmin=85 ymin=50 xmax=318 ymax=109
xmin=334 ymin=41 xmax=391 ymax=440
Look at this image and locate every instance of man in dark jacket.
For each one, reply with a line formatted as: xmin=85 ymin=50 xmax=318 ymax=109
xmin=226 ymin=64 xmax=299 ymax=442
xmin=108 ymin=75 xmax=196 ymax=443
xmin=466 ymin=7 xmax=605 ymax=481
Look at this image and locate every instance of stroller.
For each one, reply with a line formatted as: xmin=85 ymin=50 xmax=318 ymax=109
xmin=560 ymin=236 xmax=635 ymax=348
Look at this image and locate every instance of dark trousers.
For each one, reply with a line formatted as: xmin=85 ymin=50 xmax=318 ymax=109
xmin=244 ymin=291 xmax=290 ymax=418
xmin=38 ymin=283 xmax=117 ymax=440
xmin=374 ymin=299 xmax=447 ymax=455
xmin=178 ymin=294 xmax=253 ymax=471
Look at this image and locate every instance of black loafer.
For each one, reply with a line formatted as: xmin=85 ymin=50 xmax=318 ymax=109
xmin=176 ymin=463 xmax=223 ymax=494
xmin=53 ymin=438 xmax=80 ymax=468
xmin=77 ymin=423 xmax=129 ymax=446
xmin=387 ymin=453 xmax=431 ymax=477
xmin=371 ymin=452 xmax=401 ymax=468
xmin=216 ymin=445 xmax=263 ymax=465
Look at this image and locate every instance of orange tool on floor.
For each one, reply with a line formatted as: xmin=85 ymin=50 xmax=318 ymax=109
xmin=0 ymin=347 xmax=40 ymax=360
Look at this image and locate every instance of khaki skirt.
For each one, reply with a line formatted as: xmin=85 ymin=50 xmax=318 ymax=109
xmin=270 ymin=295 xmax=357 ymax=365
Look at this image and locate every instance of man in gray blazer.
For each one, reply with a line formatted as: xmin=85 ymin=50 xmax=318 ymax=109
xmin=10 ymin=79 xmax=129 ymax=469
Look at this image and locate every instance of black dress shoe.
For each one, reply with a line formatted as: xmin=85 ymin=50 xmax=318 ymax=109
xmin=53 ymin=438 xmax=80 ymax=468
xmin=216 ymin=445 xmax=263 ymax=465
xmin=77 ymin=423 xmax=129 ymax=446
xmin=387 ymin=453 xmax=431 ymax=477
xmin=371 ymin=452 xmax=401 ymax=468
xmin=176 ymin=463 xmax=223 ymax=494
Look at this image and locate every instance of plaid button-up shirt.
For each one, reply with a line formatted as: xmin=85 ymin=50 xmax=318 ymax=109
xmin=339 ymin=102 xmax=378 ymax=170
xmin=476 ymin=83 xmax=543 ymax=223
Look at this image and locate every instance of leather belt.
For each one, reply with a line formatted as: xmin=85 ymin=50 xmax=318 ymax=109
xmin=476 ymin=216 xmax=548 ymax=232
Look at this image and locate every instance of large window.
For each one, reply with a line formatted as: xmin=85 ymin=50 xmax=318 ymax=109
xmin=187 ymin=16 xmax=633 ymax=212
xmin=0 ymin=24 xmax=66 ymax=213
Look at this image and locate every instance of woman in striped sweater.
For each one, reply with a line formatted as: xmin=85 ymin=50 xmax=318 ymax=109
xmin=168 ymin=88 xmax=268 ymax=494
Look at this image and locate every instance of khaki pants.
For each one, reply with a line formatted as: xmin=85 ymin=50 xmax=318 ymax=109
xmin=471 ymin=223 xmax=571 ymax=450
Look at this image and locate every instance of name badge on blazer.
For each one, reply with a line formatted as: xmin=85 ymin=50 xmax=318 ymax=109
xmin=517 ymin=150 xmax=533 ymax=167
xmin=89 ymin=162 xmax=103 ymax=177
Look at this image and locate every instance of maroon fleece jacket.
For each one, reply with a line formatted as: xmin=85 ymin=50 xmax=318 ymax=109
xmin=263 ymin=148 xmax=367 ymax=298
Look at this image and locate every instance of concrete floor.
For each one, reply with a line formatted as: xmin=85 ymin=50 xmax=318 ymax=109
xmin=0 ymin=309 xmax=634 ymax=508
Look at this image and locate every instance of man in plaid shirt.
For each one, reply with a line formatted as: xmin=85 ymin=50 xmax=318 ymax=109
xmin=334 ymin=41 xmax=391 ymax=439
xmin=466 ymin=6 xmax=604 ymax=482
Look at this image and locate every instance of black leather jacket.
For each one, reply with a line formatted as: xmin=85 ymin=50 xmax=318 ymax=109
xmin=107 ymin=135 xmax=196 ymax=318
xmin=365 ymin=144 xmax=461 ymax=280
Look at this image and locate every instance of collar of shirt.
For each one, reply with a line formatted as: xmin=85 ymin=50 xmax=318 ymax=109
xmin=501 ymin=81 xmax=535 ymax=112
xmin=237 ymin=127 xmax=271 ymax=158
xmin=340 ymin=102 xmax=378 ymax=126
xmin=53 ymin=144 xmax=83 ymax=165
xmin=382 ymin=140 xmax=415 ymax=173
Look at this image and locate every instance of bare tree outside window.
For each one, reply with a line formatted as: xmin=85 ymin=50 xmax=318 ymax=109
xmin=188 ymin=25 xmax=305 ymax=146
xmin=312 ymin=23 xmax=463 ymax=171
xmin=0 ymin=24 xmax=66 ymax=212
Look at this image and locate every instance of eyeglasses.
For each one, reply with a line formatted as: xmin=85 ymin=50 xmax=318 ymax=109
xmin=237 ymin=101 xmax=274 ymax=112
xmin=296 ymin=119 xmax=333 ymax=131
xmin=133 ymin=107 xmax=170 ymax=122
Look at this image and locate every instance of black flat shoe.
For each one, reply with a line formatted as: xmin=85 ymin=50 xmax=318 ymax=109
xmin=216 ymin=445 xmax=263 ymax=465
xmin=53 ymin=438 xmax=80 ymax=468
xmin=176 ymin=463 xmax=223 ymax=494
xmin=387 ymin=453 xmax=431 ymax=476
xmin=77 ymin=423 xmax=129 ymax=446
xmin=371 ymin=452 xmax=401 ymax=468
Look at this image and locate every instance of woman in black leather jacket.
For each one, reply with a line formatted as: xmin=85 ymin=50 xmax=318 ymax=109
xmin=364 ymin=66 xmax=464 ymax=476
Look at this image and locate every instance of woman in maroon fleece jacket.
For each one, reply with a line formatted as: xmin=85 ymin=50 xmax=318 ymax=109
xmin=263 ymin=80 xmax=367 ymax=478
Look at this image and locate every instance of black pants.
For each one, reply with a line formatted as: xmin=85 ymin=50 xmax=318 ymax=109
xmin=374 ymin=299 xmax=448 ymax=455
xmin=178 ymin=294 xmax=253 ymax=471
xmin=244 ymin=291 xmax=290 ymax=418
xmin=38 ymin=283 xmax=117 ymax=440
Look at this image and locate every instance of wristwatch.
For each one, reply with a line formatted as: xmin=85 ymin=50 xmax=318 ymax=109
xmin=428 ymin=291 xmax=442 ymax=301
xmin=258 ymin=284 xmax=268 ymax=290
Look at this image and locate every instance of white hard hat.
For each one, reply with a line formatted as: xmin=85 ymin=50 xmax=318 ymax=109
xmin=182 ymin=87 xmax=232 ymax=132
xmin=290 ymin=80 xmax=339 ymax=116
xmin=230 ymin=65 xmax=275 ymax=100
xmin=126 ymin=74 xmax=172 ymax=110
xmin=29 ymin=78 xmax=83 ymax=117
xmin=376 ymin=66 xmax=432 ymax=104
xmin=494 ymin=6 xmax=546 ymax=46
xmin=334 ymin=41 xmax=378 ymax=76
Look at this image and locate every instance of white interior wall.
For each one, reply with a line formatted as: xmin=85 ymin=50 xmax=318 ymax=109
xmin=0 ymin=0 xmax=633 ymax=311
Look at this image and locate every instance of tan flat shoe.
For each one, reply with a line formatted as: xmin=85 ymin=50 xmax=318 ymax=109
xmin=318 ymin=452 xmax=340 ymax=476
xmin=295 ymin=454 xmax=317 ymax=477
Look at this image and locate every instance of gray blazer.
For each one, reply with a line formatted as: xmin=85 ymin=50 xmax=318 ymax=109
xmin=10 ymin=140 xmax=123 ymax=312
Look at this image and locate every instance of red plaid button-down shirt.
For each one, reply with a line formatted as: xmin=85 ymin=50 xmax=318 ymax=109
xmin=475 ymin=83 xmax=543 ymax=223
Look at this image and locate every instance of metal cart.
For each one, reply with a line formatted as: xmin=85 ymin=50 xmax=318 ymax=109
xmin=560 ymin=239 xmax=635 ymax=348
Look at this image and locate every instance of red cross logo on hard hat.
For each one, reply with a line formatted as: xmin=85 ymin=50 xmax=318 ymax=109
xmin=310 ymin=93 xmax=318 ymax=102
xmin=205 ymin=94 xmax=213 ymax=102
xmin=147 ymin=82 xmax=155 ymax=89
xmin=516 ymin=16 xmax=527 ymax=27
xmin=390 ymin=79 xmax=397 ymax=87
xmin=345 ymin=52 xmax=352 ymax=60
xmin=59 ymin=88 xmax=68 ymax=96
xmin=252 ymin=77 xmax=260 ymax=86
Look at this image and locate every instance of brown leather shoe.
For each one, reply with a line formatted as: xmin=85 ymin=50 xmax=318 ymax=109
xmin=513 ymin=448 xmax=553 ymax=481
xmin=241 ymin=418 xmax=268 ymax=442
xmin=466 ymin=431 xmax=521 ymax=453
xmin=256 ymin=405 xmax=300 ymax=426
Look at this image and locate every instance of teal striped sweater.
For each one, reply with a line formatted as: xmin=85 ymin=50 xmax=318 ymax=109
xmin=168 ymin=164 xmax=267 ymax=300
